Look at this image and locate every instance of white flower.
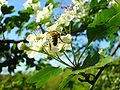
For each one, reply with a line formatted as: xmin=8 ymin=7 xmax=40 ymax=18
xmin=25 ymin=50 xmax=38 ymax=58
xmin=0 ymin=0 xmax=8 ymax=5
xmin=26 ymin=33 xmax=45 ymax=51
xmin=63 ymin=44 xmax=72 ymax=50
xmin=61 ymin=34 xmax=72 ymax=43
xmin=35 ymin=3 xmax=53 ymax=22
xmin=23 ymin=0 xmax=40 ymax=11
xmin=17 ymin=42 xmax=29 ymax=50
xmin=20 ymin=32 xmax=72 ymax=58
xmin=46 ymin=23 xmax=63 ymax=32
xmin=56 ymin=12 xmax=74 ymax=26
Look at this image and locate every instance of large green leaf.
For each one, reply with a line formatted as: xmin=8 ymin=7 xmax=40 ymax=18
xmin=27 ymin=67 xmax=62 ymax=88
xmin=89 ymin=0 xmax=110 ymax=14
xmin=81 ymin=52 xmax=100 ymax=69
xmin=59 ymin=74 xmax=76 ymax=90
xmin=96 ymin=57 xmax=120 ymax=68
xmin=73 ymin=56 xmax=117 ymax=74
xmin=87 ymin=6 xmax=120 ymax=42
xmin=107 ymin=12 xmax=120 ymax=27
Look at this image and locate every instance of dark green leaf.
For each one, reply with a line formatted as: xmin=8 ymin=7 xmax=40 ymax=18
xmin=87 ymin=6 xmax=120 ymax=42
xmin=81 ymin=52 xmax=100 ymax=69
xmin=53 ymin=2 xmax=60 ymax=8
xmin=26 ymin=21 xmax=37 ymax=30
xmin=27 ymin=67 xmax=62 ymax=88
xmin=107 ymin=12 xmax=120 ymax=27
xmin=1 ymin=5 xmax=14 ymax=15
xmin=45 ymin=0 xmax=54 ymax=6
xmin=59 ymin=74 xmax=76 ymax=90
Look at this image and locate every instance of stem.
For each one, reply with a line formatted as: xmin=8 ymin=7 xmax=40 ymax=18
xmin=78 ymin=44 xmax=89 ymax=64
xmin=56 ymin=53 xmax=73 ymax=68
xmin=39 ymin=24 xmax=45 ymax=33
xmin=63 ymin=51 xmax=75 ymax=66
xmin=71 ymin=43 xmax=77 ymax=65
xmin=0 ymin=39 xmax=28 ymax=43
xmin=43 ymin=46 xmax=73 ymax=68
xmin=115 ymin=0 xmax=120 ymax=5
xmin=63 ymin=26 xmax=68 ymax=34
xmin=69 ymin=22 xmax=72 ymax=34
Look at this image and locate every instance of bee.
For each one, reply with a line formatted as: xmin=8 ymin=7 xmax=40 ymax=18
xmin=47 ymin=31 xmax=60 ymax=46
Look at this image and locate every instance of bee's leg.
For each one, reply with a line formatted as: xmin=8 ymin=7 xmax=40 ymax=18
xmin=59 ymin=37 xmax=64 ymax=42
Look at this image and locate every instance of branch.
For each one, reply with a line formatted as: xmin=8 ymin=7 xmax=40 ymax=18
xmin=90 ymin=64 xmax=107 ymax=90
xmin=0 ymin=39 xmax=28 ymax=43
xmin=90 ymin=39 xmax=120 ymax=90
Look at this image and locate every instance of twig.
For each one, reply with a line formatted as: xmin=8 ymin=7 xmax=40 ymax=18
xmin=63 ymin=51 xmax=75 ymax=66
xmin=90 ymin=64 xmax=107 ymax=90
xmin=90 ymin=39 xmax=120 ymax=90
xmin=0 ymin=39 xmax=28 ymax=43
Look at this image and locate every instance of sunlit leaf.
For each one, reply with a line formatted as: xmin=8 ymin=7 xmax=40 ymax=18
xmin=59 ymin=74 xmax=76 ymax=90
xmin=87 ymin=6 xmax=120 ymax=42
xmin=27 ymin=67 xmax=62 ymax=88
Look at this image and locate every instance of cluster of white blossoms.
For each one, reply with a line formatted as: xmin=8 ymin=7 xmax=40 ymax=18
xmin=35 ymin=3 xmax=53 ymax=22
xmin=18 ymin=0 xmax=89 ymax=58
xmin=18 ymin=32 xmax=72 ymax=58
xmin=23 ymin=0 xmax=53 ymax=22
xmin=23 ymin=0 xmax=40 ymax=11
xmin=0 ymin=0 xmax=8 ymax=5
xmin=45 ymin=0 xmax=89 ymax=32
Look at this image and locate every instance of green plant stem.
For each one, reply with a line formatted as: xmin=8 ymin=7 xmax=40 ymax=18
xmin=43 ymin=48 xmax=72 ymax=68
xmin=115 ymin=0 xmax=120 ymax=5
xmin=63 ymin=51 xmax=75 ymax=66
xmin=69 ymin=22 xmax=72 ymax=34
xmin=77 ymin=44 xmax=89 ymax=64
xmin=56 ymin=53 xmax=73 ymax=68
xmin=63 ymin=26 xmax=68 ymax=34
xmin=71 ymin=43 xmax=77 ymax=65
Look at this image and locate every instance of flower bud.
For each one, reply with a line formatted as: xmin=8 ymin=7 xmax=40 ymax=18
xmin=17 ymin=42 xmax=29 ymax=50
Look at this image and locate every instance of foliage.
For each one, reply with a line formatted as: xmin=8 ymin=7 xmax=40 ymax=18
xmin=0 ymin=0 xmax=120 ymax=90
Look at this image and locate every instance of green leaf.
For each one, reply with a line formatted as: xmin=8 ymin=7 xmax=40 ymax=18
xmin=1 ymin=5 xmax=14 ymax=15
xmin=53 ymin=2 xmax=60 ymax=8
xmin=87 ymin=6 xmax=120 ymax=42
xmin=45 ymin=0 xmax=54 ymax=6
xmin=32 ymin=0 xmax=39 ymax=3
xmin=81 ymin=52 xmax=100 ymax=69
xmin=89 ymin=0 xmax=110 ymax=14
xmin=27 ymin=67 xmax=62 ymax=88
xmin=107 ymin=12 xmax=120 ymax=27
xmin=26 ymin=21 xmax=37 ymax=30
xmin=59 ymin=74 xmax=76 ymax=90
xmin=96 ymin=57 xmax=120 ymax=68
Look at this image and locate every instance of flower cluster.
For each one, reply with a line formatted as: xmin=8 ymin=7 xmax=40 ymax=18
xmin=35 ymin=3 xmax=53 ymax=22
xmin=23 ymin=0 xmax=53 ymax=22
xmin=23 ymin=0 xmax=40 ymax=11
xmin=18 ymin=0 xmax=89 ymax=58
xmin=18 ymin=32 xmax=72 ymax=58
